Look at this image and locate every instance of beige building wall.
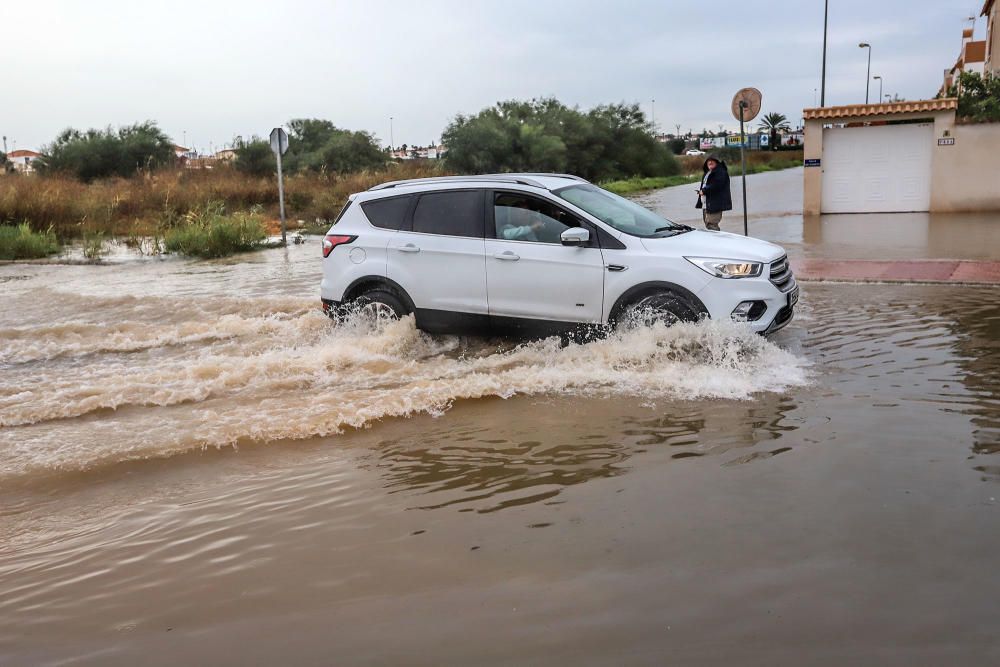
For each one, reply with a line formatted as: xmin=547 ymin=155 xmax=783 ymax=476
xmin=986 ymin=0 xmax=998 ymax=74
xmin=931 ymin=122 xmax=1000 ymax=211
xmin=803 ymin=102 xmax=1000 ymax=214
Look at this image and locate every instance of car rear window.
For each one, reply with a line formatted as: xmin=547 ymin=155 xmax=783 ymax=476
xmin=361 ymin=195 xmax=412 ymax=230
xmin=411 ymin=191 xmax=483 ymax=238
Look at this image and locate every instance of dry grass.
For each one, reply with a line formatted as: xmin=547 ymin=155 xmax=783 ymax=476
xmin=0 ymin=161 xmax=447 ymax=238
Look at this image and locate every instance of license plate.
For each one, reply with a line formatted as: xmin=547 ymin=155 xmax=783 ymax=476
xmin=788 ymin=285 xmax=799 ymax=308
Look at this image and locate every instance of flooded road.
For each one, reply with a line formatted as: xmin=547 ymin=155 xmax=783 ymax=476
xmin=2 ymin=240 xmax=1000 ymax=664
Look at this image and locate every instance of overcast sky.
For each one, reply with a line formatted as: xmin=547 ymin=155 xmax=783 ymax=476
xmin=1 ymin=0 xmax=984 ymax=153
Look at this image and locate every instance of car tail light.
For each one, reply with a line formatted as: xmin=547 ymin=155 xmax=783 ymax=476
xmin=322 ymin=234 xmax=356 ymax=258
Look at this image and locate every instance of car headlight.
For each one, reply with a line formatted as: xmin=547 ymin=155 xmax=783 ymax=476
xmin=685 ymin=257 xmax=763 ymax=279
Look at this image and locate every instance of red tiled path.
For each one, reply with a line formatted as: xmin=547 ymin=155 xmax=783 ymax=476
xmin=791 ymin=259 xmax=1000 ymax=285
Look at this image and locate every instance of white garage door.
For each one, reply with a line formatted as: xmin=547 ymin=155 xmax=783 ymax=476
xmin=821 ymin=123 xmax=933 ymax=213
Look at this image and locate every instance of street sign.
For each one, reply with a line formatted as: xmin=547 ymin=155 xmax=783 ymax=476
xmin=731 ymin=88 xmax=762 ymax=123
xmin=270 ymin=127 xmax=289 ymax=243
xmin=730 ymin=88 xmax=762 ymax=237
xmin=269 ymin=127 xmax=289 ymax=156
xmin=804 ymin=158 xmax=822 ymax=167
xmin=937 ymin=137 xmax=955 ymax=146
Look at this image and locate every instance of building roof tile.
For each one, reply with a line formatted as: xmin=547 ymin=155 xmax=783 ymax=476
xmin=804 ymin=98 xmax=958 ymax=120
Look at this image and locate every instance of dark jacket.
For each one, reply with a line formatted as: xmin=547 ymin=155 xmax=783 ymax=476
xmin=696 ymin=157 xmax=733 ymax=213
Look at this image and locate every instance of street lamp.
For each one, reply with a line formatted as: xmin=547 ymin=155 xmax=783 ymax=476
xmin=859 ymin=42 xmax=872 ymax=104
xmin=389 ymin=116 xmax=394 ymax=153
xmin=821 ymin=0 xmax=829 ymax=106
xmin=873 ymin=75 xmax=883 ymax=102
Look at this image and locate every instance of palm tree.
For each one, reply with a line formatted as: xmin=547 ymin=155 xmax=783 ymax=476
xmin=759 ymin=112 xmax=791 ymax=150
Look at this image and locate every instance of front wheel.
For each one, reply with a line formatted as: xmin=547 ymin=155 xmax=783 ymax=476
xmin=614 ymin=292 xmax=702 ymax=331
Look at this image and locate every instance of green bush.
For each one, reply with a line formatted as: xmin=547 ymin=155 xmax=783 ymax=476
xmin=667 ymin=138 xmax=686 ymax=155
xmin=163 ymin=202 xmax=268 ymax=258
xmin=35 ymin=121 xmax=175 ymax=181
xmin=441 ymin=98 xmax=679 ymax=182
xmin=284 ymin=119 xmax=388 ymax=174
xmin=234 ymin=138 xmax=276 ymax=177
xmin=954 ymin=71 xmax=1000 ymax=122
xmin=0 ymin=223 xmax=61 ymax=259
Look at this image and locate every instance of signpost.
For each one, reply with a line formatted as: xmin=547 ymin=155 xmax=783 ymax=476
xmin=269 ymin=127 xmax=290 ymax=244
xmin=730 ymin=88 xmax=762 ymax=236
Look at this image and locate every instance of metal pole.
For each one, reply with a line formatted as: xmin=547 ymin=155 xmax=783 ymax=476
xmin=865 ymin=46 xmax=872 ymax=104
xmin=389 ymin=117 xmax=394 ymax=153
xmin=878 ymin=77 xmax=883 ymax=100
xmin=276 ymin=145 xmax=286 ymax=245
xmin=821 ymin=0 xmax=829 ymax=106
xmin=739 ymin=102 xmax=748 ymax=236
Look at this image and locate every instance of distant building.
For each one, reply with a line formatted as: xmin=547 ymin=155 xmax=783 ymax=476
xmin=6 ymin=149 xmax=41 ymax=173
xmin=984 ymin=0 xmax=999 ymax=75
xmin=214 ymin=148 xmax=238 ymax=162
xmin=942 ymin=25 xmax=987 ymax=93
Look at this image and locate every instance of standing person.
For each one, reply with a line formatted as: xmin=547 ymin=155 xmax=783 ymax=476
xmin=695 ymin=155 xmax=732 ymax=231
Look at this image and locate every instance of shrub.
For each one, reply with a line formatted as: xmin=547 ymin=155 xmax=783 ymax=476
xmin=234 ymin=138 xmax=276 ymax=177
xmin=284 ymin=119 xmax=388 ymax=174
xmin=0 ymin=223 xmax=61 ymax=259
xmin=667 ymin=138 xmax=686 ymax=155
xmin=163 ymin=202 xmax=268 ymax=258
xmin=35 ymin=121 xmax=175 ymax=181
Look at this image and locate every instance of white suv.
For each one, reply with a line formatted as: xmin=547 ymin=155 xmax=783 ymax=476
xmin=320 ymin=173 xmax=797 ymax=336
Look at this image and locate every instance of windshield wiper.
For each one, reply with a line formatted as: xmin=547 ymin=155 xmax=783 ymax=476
xmin=653 ymin=225 xmax=693 ymax=235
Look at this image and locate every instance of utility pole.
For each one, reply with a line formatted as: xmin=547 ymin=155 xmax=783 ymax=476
xmin=651 ymin=98 xmax=656 ymax=133
xmin=821 ymin=0 xmax=829 ymax=106
xmin=389 ymin=117 xmax=394 ymax=153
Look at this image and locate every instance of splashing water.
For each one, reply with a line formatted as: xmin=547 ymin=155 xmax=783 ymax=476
xmin=0 ymin=292 xmax=809 ymax=480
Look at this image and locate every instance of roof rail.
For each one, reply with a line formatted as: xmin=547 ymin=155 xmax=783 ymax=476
xmin=369 ymin=175 xmax=547 ymax=191
xmin=511 ymin=172 xmax=589 ymax=183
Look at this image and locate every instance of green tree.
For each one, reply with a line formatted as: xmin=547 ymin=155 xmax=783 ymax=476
xmin=951 ymin=71 xmax=1000 ymax=121
xmin=35 ymin=121 xmax=174 ymax=181
xmin=284 ymin=119 xmax=387 ymax=173
xmin=234 ymin=136 xmax=276 ymax=177
xmin=758 ymin=112 xmax=791 ymax=150
xmin=441 ymin=98 xmax=678 ymax=181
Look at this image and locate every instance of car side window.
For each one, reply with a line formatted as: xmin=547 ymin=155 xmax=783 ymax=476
xmin=361 ymin=195 xmax=412 ymax=230
xmin=411 ymin=191 xmax=483 ymax=238
xmin=493 ymin=192 xmax=584 ymax=244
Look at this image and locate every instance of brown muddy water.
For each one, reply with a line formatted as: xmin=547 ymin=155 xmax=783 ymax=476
xmin=1 ymin=243 xmax=999 ymax=666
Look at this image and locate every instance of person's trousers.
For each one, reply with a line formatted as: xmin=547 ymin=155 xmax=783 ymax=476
xmin=703 ymin=209 xmax=722 ymax=231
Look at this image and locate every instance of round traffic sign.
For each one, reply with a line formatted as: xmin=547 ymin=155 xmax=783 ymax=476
xmin=731 ymin=88 xmax=762 ymax=122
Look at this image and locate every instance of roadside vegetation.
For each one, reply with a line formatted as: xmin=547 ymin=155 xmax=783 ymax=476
xmin=603 ymin=150 xmax=803 ymax=195
xmin=162 ymin=202 xmax=268 ymax=258
xmin=0 ymin=223 xmax=61 ymax=260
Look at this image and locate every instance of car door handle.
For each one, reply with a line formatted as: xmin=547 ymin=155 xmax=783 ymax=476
xmin=493 ymin=251 xmax=520 ymax=261
xmin=396 ymin=244 xmax=420 ymax=253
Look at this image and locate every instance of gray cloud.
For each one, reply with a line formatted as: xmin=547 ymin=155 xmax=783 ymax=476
xmin=0 ymin=0 xmax=978 ymax=153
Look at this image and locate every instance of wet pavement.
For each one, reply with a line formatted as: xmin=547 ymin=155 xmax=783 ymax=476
xmin=1 ymin=173 xmax=999 ymax=665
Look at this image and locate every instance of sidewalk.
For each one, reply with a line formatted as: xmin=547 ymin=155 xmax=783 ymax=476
xmin=637 ymin=168 xmax=1000 ymax=285
xmin=791 ymin=259 xmax=1000 ymax=285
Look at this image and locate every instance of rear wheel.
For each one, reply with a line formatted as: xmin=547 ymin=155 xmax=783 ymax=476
xmin=349 ymin=289 xmax=408 ymax=325
xmin=615 ymin=291 xmax=702 ymax=330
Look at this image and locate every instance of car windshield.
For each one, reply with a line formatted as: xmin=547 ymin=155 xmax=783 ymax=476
xmin=554 ymin=184 xmax=686 ymax=237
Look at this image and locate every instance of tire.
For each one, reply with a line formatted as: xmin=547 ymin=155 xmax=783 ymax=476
xmin=614 ymin=291 xmax=702 ymax=331
xmin=348 ymin=289 xmax=408 ymax=323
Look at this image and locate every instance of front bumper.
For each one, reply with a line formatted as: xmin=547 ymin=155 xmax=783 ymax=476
xmin=696 ymin=273 xmax=797 ymax=335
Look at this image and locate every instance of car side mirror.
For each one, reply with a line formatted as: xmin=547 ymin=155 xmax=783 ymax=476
xmin=560 ymin=227 xmax=590 ymax=246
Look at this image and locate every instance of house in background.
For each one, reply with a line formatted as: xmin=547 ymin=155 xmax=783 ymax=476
xmin=984 ymin=0 xmax=998 ymax=75
xmin=941 ymin=25 xmax=986 ymax=93
xmin=6 ymin=149 xmax=41 ymax=173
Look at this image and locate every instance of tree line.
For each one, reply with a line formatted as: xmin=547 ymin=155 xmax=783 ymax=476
xmin=20 ymin=98 xmax=690 ymax=182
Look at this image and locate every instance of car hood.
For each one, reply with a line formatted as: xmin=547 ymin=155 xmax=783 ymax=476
xmin=639 ymin=230 xmax=785 ymax=263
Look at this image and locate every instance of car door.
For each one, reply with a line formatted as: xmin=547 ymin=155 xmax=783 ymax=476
xmin=485 ymin=190 xmax=605 ymax=324
xmin=387 ymin=189 xmax=488 ymax=321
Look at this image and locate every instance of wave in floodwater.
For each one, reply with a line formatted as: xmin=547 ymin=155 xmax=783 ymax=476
xmin=0 ymin=295 xmax=809 ymax=480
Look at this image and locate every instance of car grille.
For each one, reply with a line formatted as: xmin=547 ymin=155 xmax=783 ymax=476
xmin=769 ymin=256 xmax=795 ymax=292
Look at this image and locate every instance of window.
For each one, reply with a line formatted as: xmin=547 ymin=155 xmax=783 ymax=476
xmin=361 ymin=195 xmax=411 ymax=230
xmin=411 ymin=191 xmax=483 ymax=237
xmin=555 ymin=184 xmax=685 ymax=237
xmin=493 ymin=192 xmax=584 ymax=244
